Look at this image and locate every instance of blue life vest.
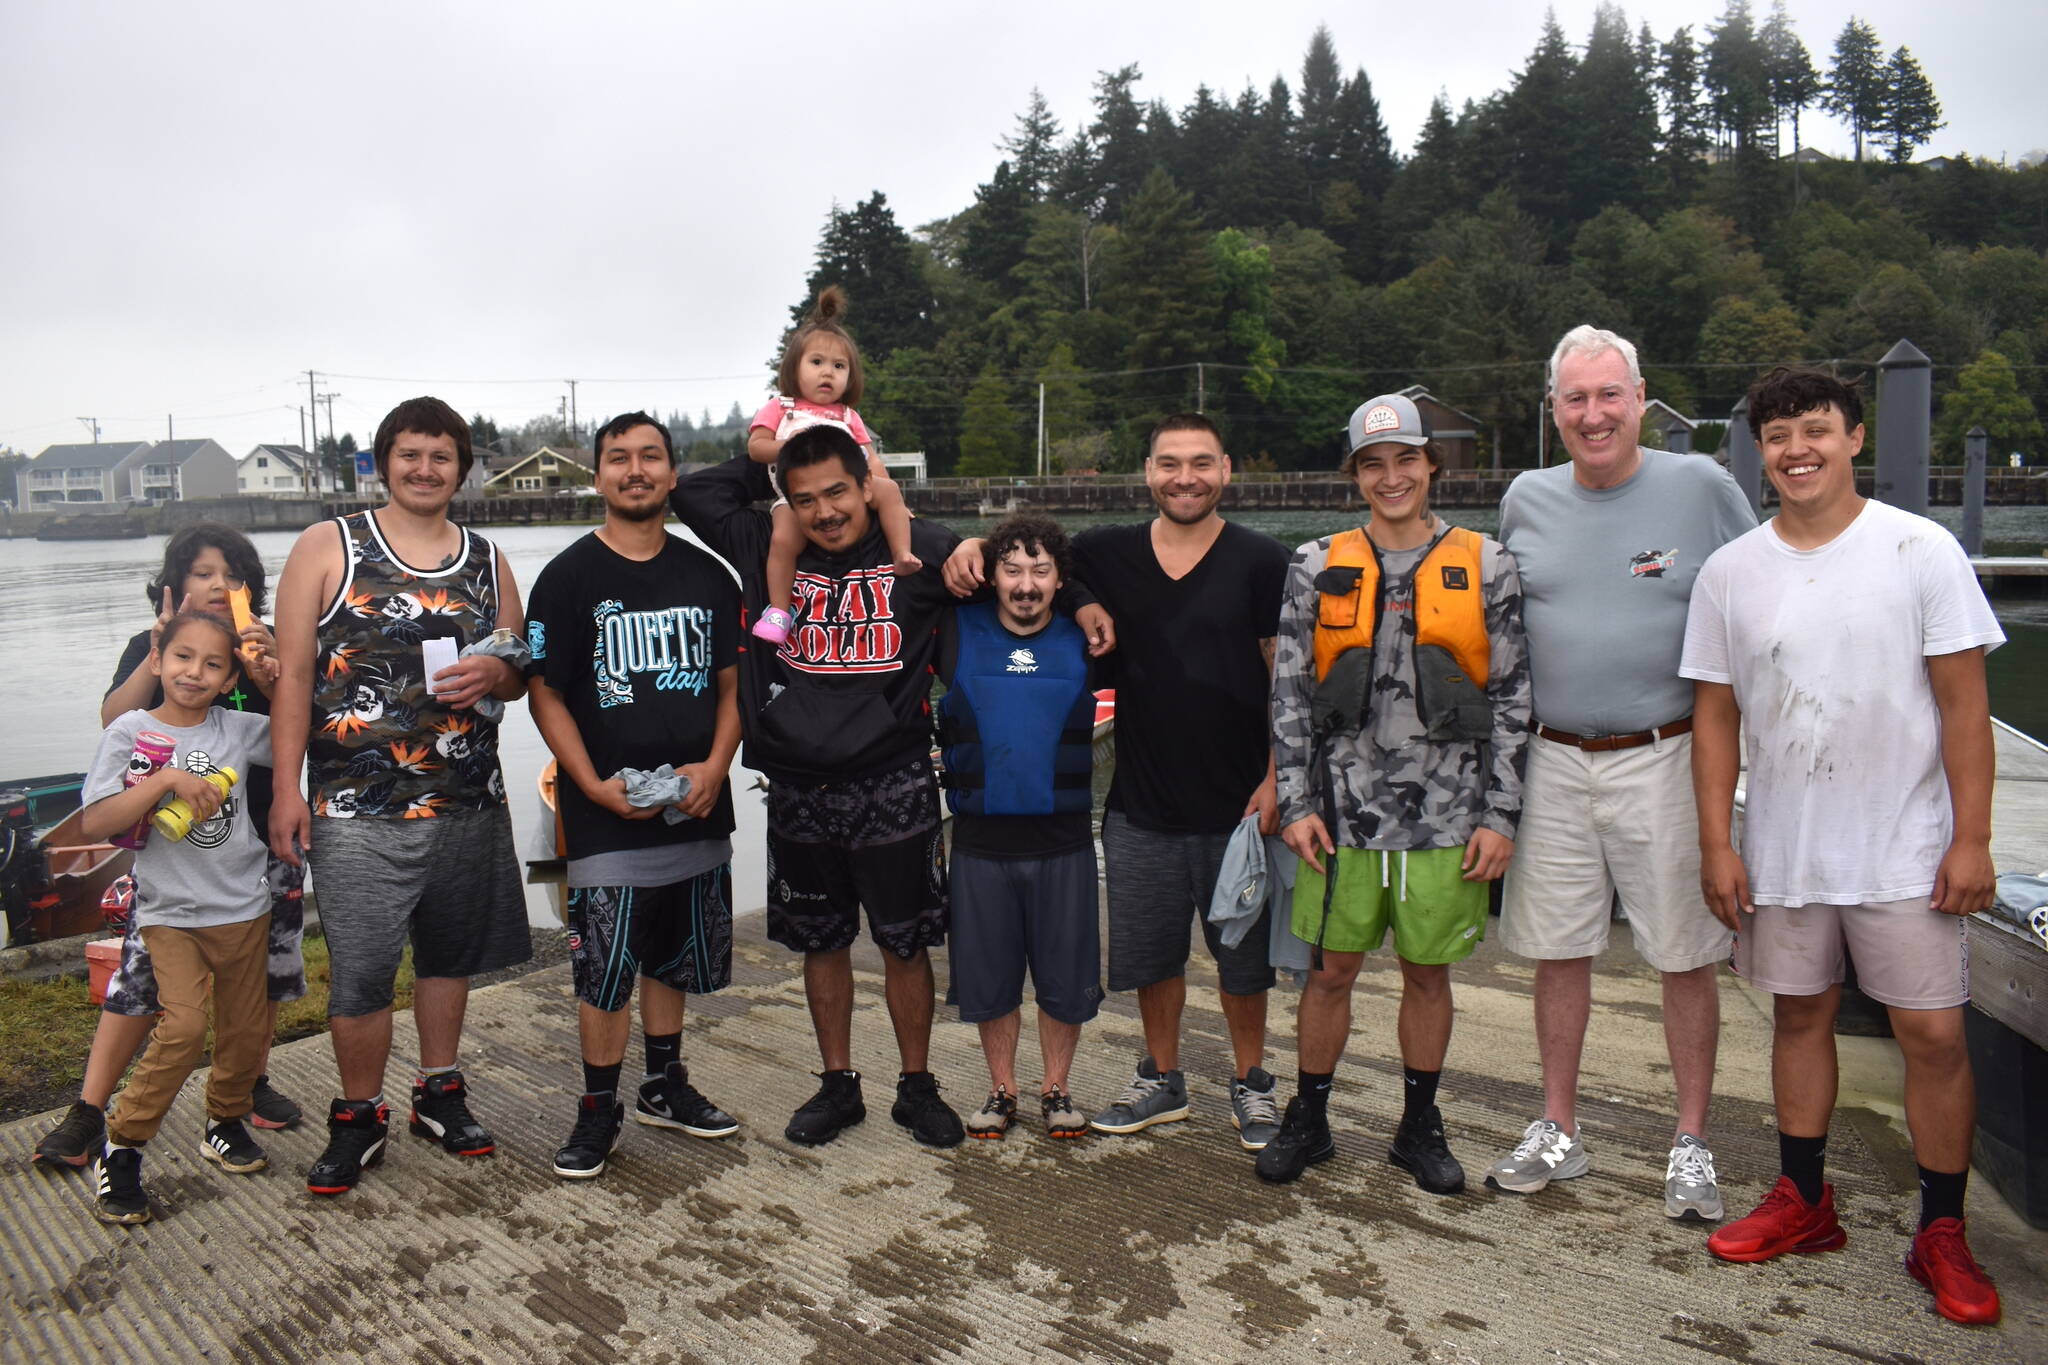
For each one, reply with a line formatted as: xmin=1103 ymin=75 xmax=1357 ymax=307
xmin=937 ymin=603 xmax=1094 ymax=817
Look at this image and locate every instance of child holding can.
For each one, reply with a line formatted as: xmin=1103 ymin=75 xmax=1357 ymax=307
xmin=76 ymin=610 xmax=276 ymax=1224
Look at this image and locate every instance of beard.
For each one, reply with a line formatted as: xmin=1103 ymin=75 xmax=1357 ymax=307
xmin=609 ymin=494 xmax=665 ymax=522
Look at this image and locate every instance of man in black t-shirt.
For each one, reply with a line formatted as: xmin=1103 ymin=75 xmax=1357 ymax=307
xmin=526 ymin=413 xmax=744 ymax=1180
xmin=945 ymin=414 xmax=1290 ymax=1151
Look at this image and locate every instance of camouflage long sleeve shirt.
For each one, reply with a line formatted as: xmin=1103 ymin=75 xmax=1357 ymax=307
xmin=1271 ymin=526 xmax=1532 ymax=851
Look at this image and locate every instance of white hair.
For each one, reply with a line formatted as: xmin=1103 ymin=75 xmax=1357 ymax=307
xmin=1548 ymin=325 xmax=1642 ymax=394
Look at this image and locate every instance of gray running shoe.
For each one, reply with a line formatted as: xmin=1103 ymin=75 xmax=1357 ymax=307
xmin=1088 ymin=1056 xmax=1189 ymax=1134
xmin=1230 ymin=1066 xmax=1282 ymax=1150
xmin=1665 ymin=1133 xmax=1724 ymax=1221
xmin=1484 ymin=1118 xmax=1589 ymax=1193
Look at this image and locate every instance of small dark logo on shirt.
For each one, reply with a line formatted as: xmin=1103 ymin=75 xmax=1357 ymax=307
xmin=1629 ymin=548 xmax=1678 ymax=578
xmin=1440 ymin=565 xmax=1470 ymax=590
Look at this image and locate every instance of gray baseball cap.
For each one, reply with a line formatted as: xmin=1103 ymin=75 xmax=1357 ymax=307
xmin=1343 ymin=394 xmax=1431 ymax=467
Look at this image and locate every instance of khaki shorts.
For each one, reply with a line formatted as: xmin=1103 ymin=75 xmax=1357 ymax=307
xmin=1499 ymin=731 xmax=1730 ymax=973
xmin=1733 ymin=897 xmax=1968 ymax=1009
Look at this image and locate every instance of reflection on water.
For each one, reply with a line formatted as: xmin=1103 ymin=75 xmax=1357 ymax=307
xmin=2 ymin=502 xmax=2042 ymax=925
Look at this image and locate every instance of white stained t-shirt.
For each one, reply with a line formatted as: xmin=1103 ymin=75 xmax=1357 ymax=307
xmin=1679 ymin=499 xmax=2005 ymax=905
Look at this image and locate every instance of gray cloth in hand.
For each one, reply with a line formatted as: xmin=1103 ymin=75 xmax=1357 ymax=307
xmin=616 ymin=765 xmax=694 ymax=824
xmin=460 ymin=630 xmax=532 ymax=722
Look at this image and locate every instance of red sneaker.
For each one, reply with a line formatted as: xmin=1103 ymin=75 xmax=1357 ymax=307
xmin=1707 ymin=1175 xmax=1847 ymax=1263
xmin=1906 ymin=1217 xmax=2001 ymax=1325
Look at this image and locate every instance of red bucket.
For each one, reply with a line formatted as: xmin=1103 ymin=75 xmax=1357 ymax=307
xmin=85 ymin=938 xmax=124 ymax=1005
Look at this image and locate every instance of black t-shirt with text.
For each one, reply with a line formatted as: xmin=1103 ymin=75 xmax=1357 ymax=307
xmin=1073 ymin=520 xmax=1287 ymax=836
xmin=524 ymin=531 xmax=739 ymax=859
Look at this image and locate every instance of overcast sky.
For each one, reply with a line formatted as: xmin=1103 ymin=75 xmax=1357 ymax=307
xmin=2 ymin=1 xmax=2037 ymax=460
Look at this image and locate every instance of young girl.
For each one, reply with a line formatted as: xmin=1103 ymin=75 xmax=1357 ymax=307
xmin=748 ymin=285 xmax=918 ymax=643
xmin=33 ymin=526 xmax=306 ymax=1173
xmin=79 ymin=610 xmax=276 ymax=1224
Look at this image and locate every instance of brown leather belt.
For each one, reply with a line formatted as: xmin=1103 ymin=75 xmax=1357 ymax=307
xmin=1534 ymin=716 xmax=1693 ymax=752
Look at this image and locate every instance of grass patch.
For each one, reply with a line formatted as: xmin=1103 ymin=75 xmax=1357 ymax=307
xmin=0 ymin=928 xmax=415 ymax=1114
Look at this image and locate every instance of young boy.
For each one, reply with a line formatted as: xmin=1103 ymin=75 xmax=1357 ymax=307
xmin=80 ymin=610 xmax=276 ymax=1224
xmin=1683 ymin=367 xmax=2005 ymax=1324
xmin=1261 ymin=394 xmax=1530 ymax=1188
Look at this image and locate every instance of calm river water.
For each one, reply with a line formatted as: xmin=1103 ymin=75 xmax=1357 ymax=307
xmin=3 ymin=502 xmax=2043 ymax=925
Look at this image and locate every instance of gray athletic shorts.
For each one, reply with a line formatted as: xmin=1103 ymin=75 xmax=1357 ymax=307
xmin=102 ymin=854 xmax=308 ymax=1015
xmin=946 ymin=846 xmax=1103 ymax=1025
xmin=310 ymin=806 xmax=531 ymax=1016
xmin=1102 ymin=811 xmax=1274 ymax=996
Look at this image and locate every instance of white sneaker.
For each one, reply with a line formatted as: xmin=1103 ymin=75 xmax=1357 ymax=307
xmin=1665 ymin=1134 xmax=1724 ymax=1221
xmin=1484 ymin=1117 xmax=1589 ymax=1194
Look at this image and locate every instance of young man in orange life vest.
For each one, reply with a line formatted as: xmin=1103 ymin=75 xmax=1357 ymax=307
xmin=1258 ymin=394 xmax=1531 ymax=1188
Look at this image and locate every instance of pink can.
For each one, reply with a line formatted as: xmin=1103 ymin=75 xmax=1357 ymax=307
xmin=111 ymin=730 xmax=176 ymax=850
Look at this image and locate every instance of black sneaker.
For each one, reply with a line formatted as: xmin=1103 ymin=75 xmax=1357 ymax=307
xmin=200 ymin=1118 xmax=268 ymax=1174
xmin=636 ymin=1063 xmax=739 ymax=1138
xmin=93 ymin=1144 xmax=151 ymax=1225
xmin=306 ymin=1098 xmax=389 ymax=1196
xmin=553 ymin=1093 xmax=625 ymax=1180
xmin=248 ymin=1075 xmax=303 ymax=1131
xmin=785 ymin=1070 xmax=865 ymax=1146
xmin=409 ymin=1071 xmax=495 ymax=1156
xmin=1255 ymin=1097 xmax=1336 ymax=1184
xmin=892 ymin=1071 xmax=965 ymax=1148
xmin=33 ymin=1100 xmax=105 ymax=1170
xmin=1389 ymin=1104 xmax=1466 ymax=1195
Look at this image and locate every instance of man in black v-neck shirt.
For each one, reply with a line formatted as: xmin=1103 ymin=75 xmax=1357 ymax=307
xmin=947 ymin=414 xmax=1290 ymax=1150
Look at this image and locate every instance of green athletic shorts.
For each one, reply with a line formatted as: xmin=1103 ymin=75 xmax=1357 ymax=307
xmin=1290 ymin=846 xmax=1488 ymax=963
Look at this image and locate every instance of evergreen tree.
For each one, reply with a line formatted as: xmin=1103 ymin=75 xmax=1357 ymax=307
xmin=963 ymin=161 xmax=1035 ymax=284
xmin=1880 ymin=46 xmax=1944 ymax=165
xmin=1568 ymin=4 xmax=1659 ymax=223
xmin=1221 ymin=79 xmax=1310 ymax=230
xmin=956 ymin=369 xmax=1027 ymax=478
xmin=1821 ymin=17 xmax=1886 ymax=163
xmin=1297 ymin=26 xmax=1345 ymax=197
xmin=1000 ymin=88 xmax=1063 ymax=198
xmin=1381 ymin=94 xmax=1466 ymax=268
xmin=1938 ymin=350 xmax=2042 ymax=460
xmin=1103 ymin=167 xmax=1221 ymax=377
xmin=1089 ymin=64 xmax=1152 ymax=220
xmin=1334 ymin=69 xmax=1396 ymax=202
xmin=1035 ymin=343 xmax=1095 ymax=449
xmin=795 ymin=192 xmax=936 ymax=360
xmin=1658 ymin=27 xmax=1709 ymax=200
xmin=1171 ymin=85 xmax=1235 ymax=215
xmin=1703 ymin=0 xmax=1773 ymax=156
xmin=1501 ymin=12 xmax=1579 ymax=242
xmin=1048 ymin=129 xmax=1097 ymax=213
xmin=1759 ymin=1 xmax=1820 ymax=161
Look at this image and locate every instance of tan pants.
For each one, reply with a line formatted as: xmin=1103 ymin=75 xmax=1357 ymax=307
xmin=108 ymin=915 xmax=271 ymax=1146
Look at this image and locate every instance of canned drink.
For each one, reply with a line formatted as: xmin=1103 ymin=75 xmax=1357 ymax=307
xmin=151 ymin=766 xmax=238 ymax=842
xmin=112 ymin=731 xmax=177 ymax=850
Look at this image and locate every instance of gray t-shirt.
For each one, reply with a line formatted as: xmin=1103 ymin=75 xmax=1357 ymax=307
xmin=83 ymin=709 xmax=273 ymax=930
xmin=1499 ymin=449 xmax=1756 ymax=735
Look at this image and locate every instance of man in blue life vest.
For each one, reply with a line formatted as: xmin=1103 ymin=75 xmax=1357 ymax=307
xmin=1259 ymin=394 xmax=1531 ymax=1188
xmin=936 ymin=515 xmax=1105 ymax=1140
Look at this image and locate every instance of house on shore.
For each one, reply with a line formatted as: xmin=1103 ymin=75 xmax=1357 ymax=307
xmin=483 ymin=446 xmax=594 ymax=495
xmin=236 ymin=444 xmax=317 ymax=496
xmin=15 ymin=441 xmax=152 ymax=508
xmin=1397 ymin=386 xmax=1484 ymax=470
xmin=129 ymin=439 xmax=237 ymax=502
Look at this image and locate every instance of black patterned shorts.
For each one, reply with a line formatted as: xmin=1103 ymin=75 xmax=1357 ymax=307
xmin=101 ymin=854 xmax=308 ymax=1016
xmin=765 ymin=757 xmax=947 ymax=959
xmin=567 ymin=864 xmax=734 ymax=1011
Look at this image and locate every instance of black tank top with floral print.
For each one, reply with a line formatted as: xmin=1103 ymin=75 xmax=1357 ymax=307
xmin=307 ymin=510 xmax=508 ymax=818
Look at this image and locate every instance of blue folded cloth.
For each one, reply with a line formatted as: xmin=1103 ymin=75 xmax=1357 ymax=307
xmin=460 ymin=629 xmax=533 ymax=723
xmin=615 ymin=765 xmax=694 ymax=824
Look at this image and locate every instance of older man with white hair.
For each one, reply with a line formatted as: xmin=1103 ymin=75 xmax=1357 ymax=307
xmin=1484 ymin=326 xmax=1757 ymax=1220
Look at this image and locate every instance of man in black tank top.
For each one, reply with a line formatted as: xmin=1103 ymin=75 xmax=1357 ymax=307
xmin=269 ymin=397 xmax=533 ymax=1197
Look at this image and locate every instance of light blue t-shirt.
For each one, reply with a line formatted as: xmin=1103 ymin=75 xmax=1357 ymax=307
xmin=83 ymin=709 xmax=272 ymax=930
xmin=1499 ymin=449 xmax=1756 ymax=735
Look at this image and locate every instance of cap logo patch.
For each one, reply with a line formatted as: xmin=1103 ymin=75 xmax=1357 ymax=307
xmin=1362 ymin=405 xmax=1402 ymax=435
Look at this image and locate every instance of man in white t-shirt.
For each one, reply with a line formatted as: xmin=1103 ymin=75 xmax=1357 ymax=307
xmin=1681 ymin=367 xmax=2005 ymax=1326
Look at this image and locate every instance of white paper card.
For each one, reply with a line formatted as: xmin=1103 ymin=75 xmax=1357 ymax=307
xmin=422 ymin=638 xmax=460 ymax=695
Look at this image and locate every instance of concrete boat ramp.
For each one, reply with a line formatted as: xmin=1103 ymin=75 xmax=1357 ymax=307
xmin=4 ymin=917 xmax=2043 ymax=1365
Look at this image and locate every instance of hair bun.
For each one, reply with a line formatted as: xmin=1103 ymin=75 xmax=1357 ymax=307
xmin=812 ymin=284 xmax=848 ymax=323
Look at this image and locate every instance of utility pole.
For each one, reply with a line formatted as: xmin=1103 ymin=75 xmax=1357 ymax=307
xmin=565 ymin=380 xmax=579 ymax=447
xmin=306 ymin=370 xmax=320 ymax=492
xmin=167 ymin=415 xmax=174 ymax=440
xmin=1196 ymin=363 xmax=1205 ymax=414
xmin=76 ymin=417 xmax=100 ymax=443
xmin=319 ymin=392 xmax=341 ymax=491
xmin=1037 ymin=383 xmax=1046 ymax=477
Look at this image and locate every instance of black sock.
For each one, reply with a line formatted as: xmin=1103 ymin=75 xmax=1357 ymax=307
xmin=1918 ymin=1165 xmax=1967 ymax=1229
xmin=582 ymin=1061 xmax=622 ymax=1099
xmin=1298 ymin=1070 xmax=1334 ymax=1116
xmin=1779 ymin=1131 xmax=1827 ymax=1206
xmin=1401 ymin=1068 xmax=1441 ymax=1126
xmin=644 ymin=1032 xmax=681 ymax=1078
